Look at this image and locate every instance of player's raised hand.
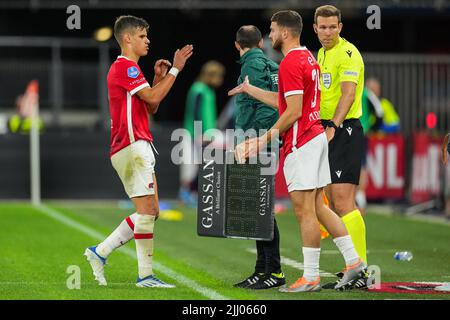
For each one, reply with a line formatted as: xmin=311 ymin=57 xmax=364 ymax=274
xmin=228 ymin=75 xmax=250 ymax=96
xmin=154 ymin=59 xmax=171 ymax=78
xmin=173 ymin=44 xmax=194 ymax=72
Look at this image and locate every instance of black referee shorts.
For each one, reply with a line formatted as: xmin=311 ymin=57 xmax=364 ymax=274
xmin=322 ymin=119 xmax=364 ymax=185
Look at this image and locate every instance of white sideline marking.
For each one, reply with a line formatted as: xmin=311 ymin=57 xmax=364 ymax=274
xmin=0 ymin=281 xmax=138 ymax=286
xmin=36 ymin=204 xmax=229 ymax=300
xmin=246 ymin=248 xmax=335 ymax=277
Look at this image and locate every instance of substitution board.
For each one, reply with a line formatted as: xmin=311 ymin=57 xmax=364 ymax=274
xmin=197 ymin=149 xmax=275 ymax=240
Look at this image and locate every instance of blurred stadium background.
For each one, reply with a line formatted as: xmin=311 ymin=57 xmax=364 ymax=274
xmin=0 ymin=0 xmax=450 ymax=300
xmin=0 ymin=0 xmax=449 ymax=205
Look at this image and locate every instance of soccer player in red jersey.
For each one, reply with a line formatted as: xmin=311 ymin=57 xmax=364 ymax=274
xmin=229 ymin=10 xmax=366 ymax=292
xmin=84 ymin=15 xmax=193 ymax=288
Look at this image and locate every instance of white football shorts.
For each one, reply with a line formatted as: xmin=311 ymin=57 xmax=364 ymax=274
xmin=111 ymin=139 xmax=156 ymax=198
xmin=283 ymin=132 xmax=331 ymax=192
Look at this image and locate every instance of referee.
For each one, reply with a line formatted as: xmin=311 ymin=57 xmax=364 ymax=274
xmin=313 ymin=5 xmax=368 ymax=285
xmin=232 ymin=25 xmax=285 ymax=290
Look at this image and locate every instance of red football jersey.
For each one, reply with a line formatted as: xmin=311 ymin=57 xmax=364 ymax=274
xmin=107 ymin=56 xmax=153 ymax=156
xmin=278 ymin=47 xmax=324 ymax=156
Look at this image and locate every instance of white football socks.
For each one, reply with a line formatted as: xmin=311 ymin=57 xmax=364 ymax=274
xmin=134 ymin=214 xmax=156 ymax=279
xmin=333 ymin=235 xmax=360 ymax=266
xmin=302 ymin=247 xmax=321 ymax=281
xmin=96 ymin=213 xmax=138 ymax=258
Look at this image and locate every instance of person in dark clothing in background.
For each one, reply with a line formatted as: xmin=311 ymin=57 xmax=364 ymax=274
xmin=180 ymin=61 xmax=225 ymax=206
xmin=231 ymin=25 xmax=285 ymax=290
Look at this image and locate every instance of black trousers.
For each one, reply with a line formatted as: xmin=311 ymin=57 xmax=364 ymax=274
xmin=254 ymin=219 xmax=281 ymax=275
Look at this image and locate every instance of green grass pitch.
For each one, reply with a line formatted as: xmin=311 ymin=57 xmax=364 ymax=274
xmin=1 ymin=201 xmax=449 ymax=300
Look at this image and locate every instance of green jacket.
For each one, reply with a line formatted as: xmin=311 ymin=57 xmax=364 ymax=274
xmin=235 ymin=48 xmax=279 ymax=142
xmin=184 ymin=81 xmax=217 ymax=138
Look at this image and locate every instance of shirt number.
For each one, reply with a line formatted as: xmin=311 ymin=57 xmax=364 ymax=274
xmin=311 ymin=69 xmax=320 ymax=108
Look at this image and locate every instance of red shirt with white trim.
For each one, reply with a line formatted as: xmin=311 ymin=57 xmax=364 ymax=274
xmin=278 ymin=47 xmax=324 ymax=156
xmin=107 ymin=56 xmax=153 ymax=156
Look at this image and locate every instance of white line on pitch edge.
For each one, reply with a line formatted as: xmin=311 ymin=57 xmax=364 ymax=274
xmin=36 ymin=204 xmax=229 ymax=300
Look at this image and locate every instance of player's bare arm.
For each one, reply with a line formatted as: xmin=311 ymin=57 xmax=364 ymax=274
xmin=266 ymin=94 xmax=302 ymax=140
xmin=236 ymin=94 xmax=302 ymax=162
xmin=326 ymin=81 xmax=356 ymax=142
xmin=228 ymin=75 xmax=278 ymax=108
xmin=137 ymin=44 xmax=193 ymax=113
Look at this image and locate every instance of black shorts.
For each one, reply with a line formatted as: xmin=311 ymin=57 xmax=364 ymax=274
xmin=322 ymin=119 xmax=364 ymax=185
xmin=361 ymin=136 xmax=368 ymax=167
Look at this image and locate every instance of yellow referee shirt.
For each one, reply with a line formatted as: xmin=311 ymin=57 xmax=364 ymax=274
xmin=317 ymin=37 xmax=364 ymax=120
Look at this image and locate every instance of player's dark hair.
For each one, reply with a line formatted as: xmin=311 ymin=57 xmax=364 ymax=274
xmin=236 ymin=25 xmax=262 ymax=49
xmin=114 ymin=15 xmax=149 ymax=44
xmin=314 ymin=5 xmax=342 ymax=23
xmin=271 ymin=10 xmax=303 ymax=37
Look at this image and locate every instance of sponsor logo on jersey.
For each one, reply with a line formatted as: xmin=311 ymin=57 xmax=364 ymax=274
xmin=344 ymin=70 xmax=358 ymax=77
xmin=336 ymin=170 xmax=342 ymax=178
xmin=130 ymin=78 xmax=146 ymax=86
xmin=270 ymin=74 xmax=278 ymax=86
xmin=322 ymin=73 xmax=331 ymax=89
xmin=127 ymin=66 xmax=140 ymax=79
xmin=346 ymin=50 xmax=353 ymax=58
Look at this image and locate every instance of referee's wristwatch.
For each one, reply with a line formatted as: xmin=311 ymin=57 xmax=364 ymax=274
xmin=327 ymin=120 xmax=338 ymax=130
